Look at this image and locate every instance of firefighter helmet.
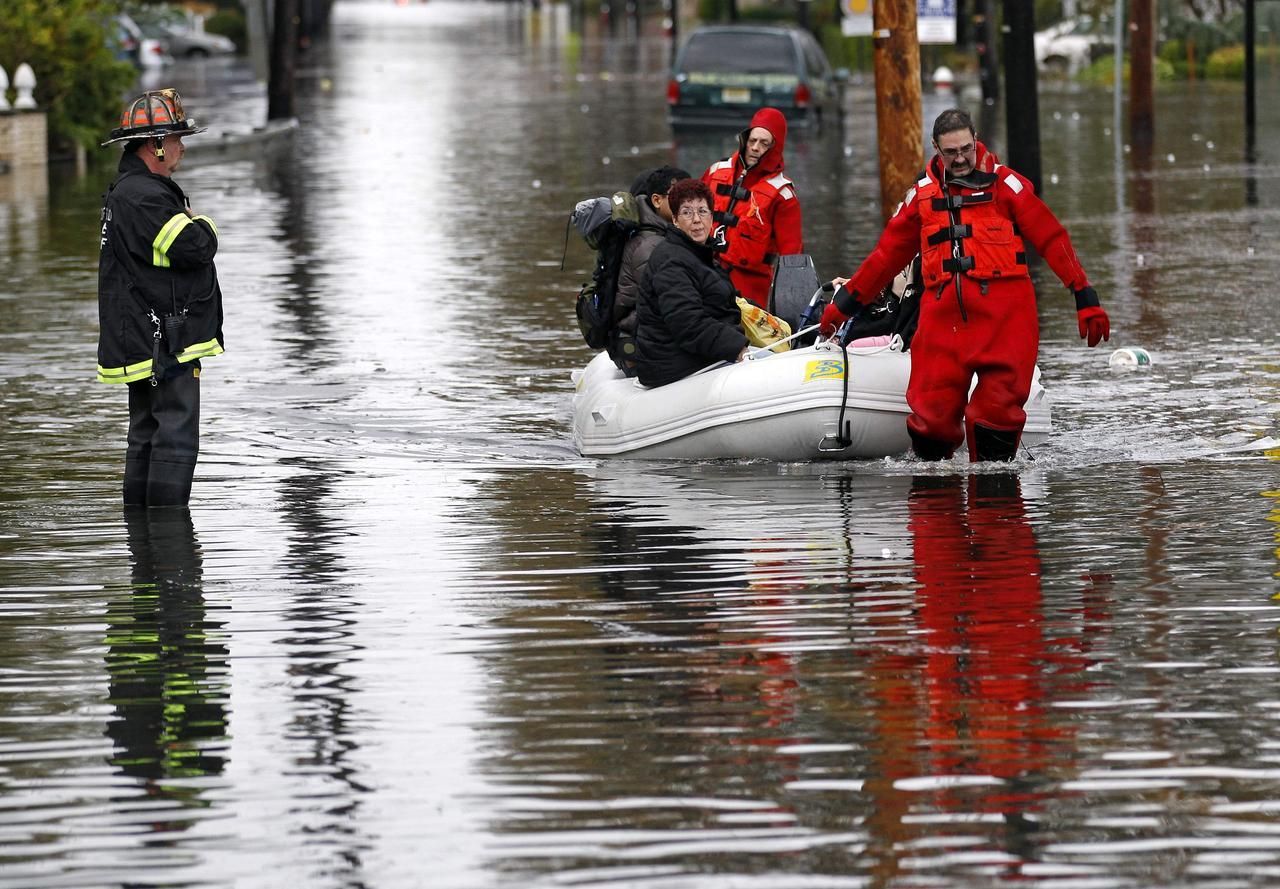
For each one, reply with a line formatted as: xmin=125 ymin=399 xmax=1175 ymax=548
xmin=101 ymin=89 xmax=207 ymax=147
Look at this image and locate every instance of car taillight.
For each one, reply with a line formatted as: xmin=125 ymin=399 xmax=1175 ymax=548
xmin=666 ymin=79 xmax=680 ymax=105
xmin=794 ymin=83 xmax=811 ymax=108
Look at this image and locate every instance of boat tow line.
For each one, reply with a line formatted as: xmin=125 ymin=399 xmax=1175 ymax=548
xmin=817 ymin=299 xmax=864 ymax=454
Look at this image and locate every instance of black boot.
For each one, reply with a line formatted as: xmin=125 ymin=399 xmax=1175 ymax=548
xmin=909 ymin=430 xmax=956 ymax=461
xmin=123 ymin=457 xmax=150 ymax=506
xmin=146 ymin=368 xmax=201 ymax=507
xmin=972 ymin=424 xmax=1020 ymax=462
xmin=147 ymin=459 xmax=195 ymax=507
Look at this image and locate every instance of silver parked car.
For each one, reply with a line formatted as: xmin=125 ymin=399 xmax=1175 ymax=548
xmin=129 ymin=6 xmax=237 ymax=59
xmin=160 ymin=23 xmax=236 ymax=59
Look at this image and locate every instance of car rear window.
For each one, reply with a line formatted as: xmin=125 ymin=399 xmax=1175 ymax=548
xmin=680 ymin=32 xmax=796 ymax=75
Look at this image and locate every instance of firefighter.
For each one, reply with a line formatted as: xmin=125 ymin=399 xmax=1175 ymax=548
xmin=97 ymin=89 xmax=224 ymax=506
xmin=822 ymin=108 xmax=1110 ymax=462
xmin=701 ymin=107 xmax=803 ymax=309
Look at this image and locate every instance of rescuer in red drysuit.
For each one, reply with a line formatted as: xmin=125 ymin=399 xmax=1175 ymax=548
xmin=702 ymin=107 xmax=803 ymax=309
xmin=822 ymin=109 xmax=1111 ymax=461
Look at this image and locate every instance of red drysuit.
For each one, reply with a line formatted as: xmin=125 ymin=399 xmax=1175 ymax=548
xmin=703 ymin=107 xmax=804 ymax=308
xmin=825 ymin=143 xmax=1105 ymax=460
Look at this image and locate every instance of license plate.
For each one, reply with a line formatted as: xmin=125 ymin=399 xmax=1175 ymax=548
xmin=721 ymin=87 xmax=751 ymax=104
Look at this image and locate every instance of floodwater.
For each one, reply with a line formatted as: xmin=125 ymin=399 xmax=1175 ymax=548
xmin=0 ymin=1 xmax=1278 ymax=886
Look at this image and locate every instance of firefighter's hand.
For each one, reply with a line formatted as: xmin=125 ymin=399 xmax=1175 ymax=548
xmin=1074 ymin=287 xmax=1110 ymax=348
xmin=819 ymin=301 xmax=848 ymax=339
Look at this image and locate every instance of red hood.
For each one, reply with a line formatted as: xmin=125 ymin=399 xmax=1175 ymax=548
xmin=927 ymin=139 xmax=1001 ymax=184
xmin=735 ymin=106 xmax=788 ymax=178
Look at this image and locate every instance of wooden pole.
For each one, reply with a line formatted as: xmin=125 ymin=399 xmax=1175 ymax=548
xmin=267 ymin=0 xmax=298 ymax=120
xmin=666 ymin=0 xmax=678 ymax=64
xmin=871 ymin=0 xmax=922 ymax=223
xmin=1128 ymin=0 xmax=1155 ymax=154
xmin=1245 ymin=0 xmax=1256 ymax=163
xmin=1001 ymin=0 xmax=1041 ymax=193
xmin=973 ymin=0 xmax=999 ymax=104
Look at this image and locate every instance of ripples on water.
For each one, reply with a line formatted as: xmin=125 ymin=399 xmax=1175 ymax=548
xmin=0 ymin=1 xmax=1277 ymax=887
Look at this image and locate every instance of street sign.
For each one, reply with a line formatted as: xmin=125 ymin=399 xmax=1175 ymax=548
xmin=841 ymin=0 xmax=873 ymax=37
xmin=840 ymin=0 xmax=957 ymax=43
xmin=918 ymin=0 xmax=957 ymax=44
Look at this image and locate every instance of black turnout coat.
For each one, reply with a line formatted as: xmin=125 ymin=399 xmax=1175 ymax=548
xmin=97 ymin=151 xmax=224 ymax=384
xmin=634 ymin=226 xmax=748 ymax=388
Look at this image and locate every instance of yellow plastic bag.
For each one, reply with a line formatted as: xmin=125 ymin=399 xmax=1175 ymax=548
xmin=736 ymin=297 xmax=792 ymax=352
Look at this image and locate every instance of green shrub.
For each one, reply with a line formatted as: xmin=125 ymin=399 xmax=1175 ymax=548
xmin=1078 ymin=53 xmax=1176 ymax=86
xmin=1202 ymin=44 xmax=1280 ymax=80
xmin=0 ymin=0 xmax=137 ymax=156
xmin=205 ymin=8 xmax=246 ymax=53
xmin=738 ymin=5 xmax=793 ymax=22
xmin=1205 ymin=44 xmax=1245 ymax=79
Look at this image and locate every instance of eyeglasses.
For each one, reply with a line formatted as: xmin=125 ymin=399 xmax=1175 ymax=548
xmin=677 ymin=207 xmax=712 ymax=221
xmin=938 ymin=143 xmax=976 ymax=159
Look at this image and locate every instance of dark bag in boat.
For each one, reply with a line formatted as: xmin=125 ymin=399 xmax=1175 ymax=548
xmin=568 ymin=192 xmax=642 ymax=351
xmin=842 ymin=255 xmax=922 ymax=347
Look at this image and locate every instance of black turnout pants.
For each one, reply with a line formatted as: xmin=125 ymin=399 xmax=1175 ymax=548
xmin=124 ymin=366 xmax=200 ymax=507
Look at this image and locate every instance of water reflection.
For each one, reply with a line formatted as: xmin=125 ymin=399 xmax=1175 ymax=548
xmin=107 ymin=508 xmax=228 ymax=808
xmin=470 ymin=467 xmax=1117 ymax=880
xmin=273 ymin=458 xmax=372 ymax=877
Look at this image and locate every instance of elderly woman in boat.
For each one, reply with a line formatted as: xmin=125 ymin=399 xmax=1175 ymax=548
xmin=633 ymin=178 xmax=749 ymax=388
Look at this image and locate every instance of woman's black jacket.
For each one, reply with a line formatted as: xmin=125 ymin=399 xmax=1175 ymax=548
xmin=634 ymin=226 xmax=748 ymax=388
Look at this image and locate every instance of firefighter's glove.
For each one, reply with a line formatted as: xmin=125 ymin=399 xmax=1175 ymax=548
xmin=819 ymin=301 xmax=849 ymax=338
xmin=1074 ymin=287 xmax=1110 ymax=348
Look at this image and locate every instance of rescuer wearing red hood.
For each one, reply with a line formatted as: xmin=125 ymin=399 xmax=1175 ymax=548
xmin=701 ymin=107 xmax=804 ymax=308
xmin=822 ymin=109 xmax=1111 ymax=462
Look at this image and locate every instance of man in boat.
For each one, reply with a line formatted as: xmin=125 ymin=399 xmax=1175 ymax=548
xmin=610 ymin=165 xmax=690 ymax=376
xmin=701 ymin=107 xmax=803 ymax=309
xmin=821 ymin=108 xmax=1110 ymax=462
xmin=97 ymin=89 xmax=225 ymax=506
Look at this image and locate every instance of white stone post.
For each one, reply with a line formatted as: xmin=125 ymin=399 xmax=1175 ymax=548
xmin=0 ymin=66 xmax=10 ymax=110
xmin=14 ymin=63 xmax=36 ymax=110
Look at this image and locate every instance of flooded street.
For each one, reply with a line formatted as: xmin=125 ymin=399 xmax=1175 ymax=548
xmin=1 ymin=1 xmax=1278 ymax=886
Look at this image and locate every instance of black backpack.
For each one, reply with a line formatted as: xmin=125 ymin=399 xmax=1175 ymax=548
xmin=566 ymin=191 xmax=643 ymax=350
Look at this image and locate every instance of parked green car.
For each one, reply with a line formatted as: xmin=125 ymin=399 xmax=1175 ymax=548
xmin=667 ymin=24 xmax=847 ymax=130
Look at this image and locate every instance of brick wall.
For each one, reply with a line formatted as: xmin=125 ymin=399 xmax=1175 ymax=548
xmin=0 ymin=110 xmax=48 ymax=172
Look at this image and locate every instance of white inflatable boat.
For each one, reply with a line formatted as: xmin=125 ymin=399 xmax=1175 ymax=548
xmin=570 ymin=338 xmax=1052 ymax=461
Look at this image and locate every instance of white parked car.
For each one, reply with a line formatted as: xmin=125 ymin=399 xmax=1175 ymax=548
xmin=159 ymin=23 xmax=236 ymax=59
xmin=1034 ymin=17 xmax=1114 ymax=75
xmin=114 ymin=13 xmax=172 ymax=70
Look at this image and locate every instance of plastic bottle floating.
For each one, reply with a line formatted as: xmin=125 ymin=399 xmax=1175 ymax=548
xmin=1109 ymin=347 xmax=1152 ymax=370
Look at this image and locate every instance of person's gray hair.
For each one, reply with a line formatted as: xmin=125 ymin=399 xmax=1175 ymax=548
xmin=932 ymin=109 xmax=975 ymax=144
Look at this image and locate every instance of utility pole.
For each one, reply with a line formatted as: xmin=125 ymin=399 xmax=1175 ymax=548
xmin=973 ymin=0 xmax=999 ymax=104
xmin=1128 ymin=0 xmax=1155 ymax=154
xmin=871 ymin=0 xmax=921 ymax=222
xmin=1000 ymin=0 xmax=1040 ymax=193
xmin=665 ymin=0 xmax=679 ymax=63
xmin=268 ymin=0 xmax=298 ymax=120
xmin=1245 ymin=0 xmax=1256 ymax=163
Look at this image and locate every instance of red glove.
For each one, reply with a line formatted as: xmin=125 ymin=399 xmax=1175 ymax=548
xmin=1074 ymin=287 xmax=1109 ymax=348
xmin=819 ymin=301 xmax=849 ymax=338
xmin=1078 ymin=306 xmax=1110 ymax=347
